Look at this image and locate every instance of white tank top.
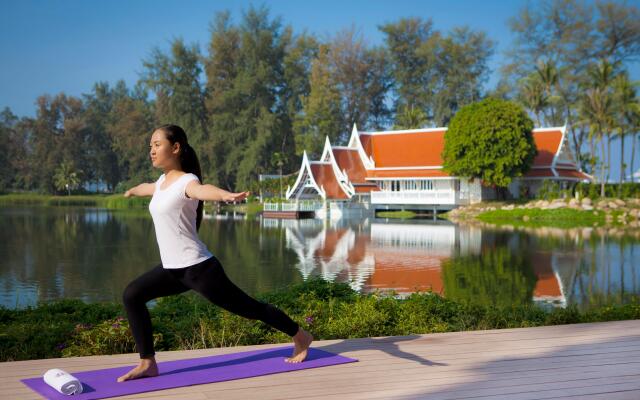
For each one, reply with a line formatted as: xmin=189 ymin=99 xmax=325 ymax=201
xmin=148 ymin=173 xmax=213 ymax=269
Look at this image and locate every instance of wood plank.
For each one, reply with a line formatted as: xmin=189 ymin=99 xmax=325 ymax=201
xmin=2 ymin=320 xmax=639 ymax=400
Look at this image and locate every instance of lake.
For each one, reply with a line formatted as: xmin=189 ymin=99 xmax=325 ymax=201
xmin=1 ymin=206 xmax=638 ymax=310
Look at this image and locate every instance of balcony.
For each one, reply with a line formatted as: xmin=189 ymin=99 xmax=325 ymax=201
xmin=370 ymin=190 xmax=457 ymax=205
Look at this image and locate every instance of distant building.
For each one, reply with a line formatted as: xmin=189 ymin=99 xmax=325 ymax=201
xmin=286 ymin=124 xmax=591 ymax=212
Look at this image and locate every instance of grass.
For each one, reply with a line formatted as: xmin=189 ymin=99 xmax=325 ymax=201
xmin=476 ymin=208 xmax=627 ymax=229
xmin=1 ymin=278 xmax=639 ymax=362
xmin=377 ymin=210 xmax=417 ymax=219
xmin=0 ymin=193 xmax=150 ymax=209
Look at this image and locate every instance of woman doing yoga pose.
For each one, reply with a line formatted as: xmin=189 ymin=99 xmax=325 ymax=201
xmin=117 ymin=124 xmax=313 ymax=382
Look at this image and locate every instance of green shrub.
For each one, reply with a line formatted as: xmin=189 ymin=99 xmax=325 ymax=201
xmin=1 ymin=281 xmax=639 ymax=362
xmin=61 ymin=317 xmax=151 ymax=357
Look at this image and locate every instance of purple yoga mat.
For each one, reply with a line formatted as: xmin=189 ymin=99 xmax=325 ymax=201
xmin=21 ymin=346 xmax=357 ymax=400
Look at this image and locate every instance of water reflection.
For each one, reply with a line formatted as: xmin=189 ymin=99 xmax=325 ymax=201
xmin=0 ymin=206 xmax=638 ymax=310
xmin=273 ymin=217 xmax=640 ymax=310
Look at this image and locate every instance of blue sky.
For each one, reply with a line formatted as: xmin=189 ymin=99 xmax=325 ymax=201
xmin=6 ymin=0 xmax=631 ymax=117
xmin=1 ymin=0 xmax=639 ymax=178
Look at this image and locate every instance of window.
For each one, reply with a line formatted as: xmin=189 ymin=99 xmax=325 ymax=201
xmin=419 ymin=180 xmax=434 ymax=191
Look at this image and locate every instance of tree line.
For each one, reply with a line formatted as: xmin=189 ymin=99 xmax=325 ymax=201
xmin=0 ymin=1 xmax=638 ymax=195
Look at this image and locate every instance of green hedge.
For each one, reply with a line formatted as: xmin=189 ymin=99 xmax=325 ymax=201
xmin=1 ymin=279 xmax=639 ymax=362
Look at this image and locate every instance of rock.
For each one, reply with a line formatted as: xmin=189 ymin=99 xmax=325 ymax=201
xmin=582 ymin=205 xmax=594 ymax=211
xmin=581 ymin=197 xmax=592 ymax=206
xmin=615 ymin=199 xmax=626 ymax=206
xmin=609 ymin=202 xmax=619 ymax=209
xmin=539 ymin=200 xmax=550 ymax=208
xmin=569 ymin=198 xmax=579 ymax=207
xmin=547 ymin=202 xmax=565 ymax=209
xmin=522 ymin=215 xmax=530 ymax=222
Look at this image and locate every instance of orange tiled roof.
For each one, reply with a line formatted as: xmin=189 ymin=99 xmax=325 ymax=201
xmin=359 ymin=134 xmax=373 ymax=158
xmin=524 ymin=169 xmax=555 ymax=178
xmin=531 ymin=130 xmax=562 ymax=166
xmin=332 ymin=148 xmax=368 ymax=183
xmin=309 ymin=163 xmax=350 ymax=199
xmin=524 ymin=168 xmax=590 ymax=180
xmin=556 ymin=169 xmax=590 ymax=180
xmin=361 ymin=130 xmax=446 ymax=168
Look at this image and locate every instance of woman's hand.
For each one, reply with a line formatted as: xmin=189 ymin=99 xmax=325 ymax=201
xmin=223 ymin=191 xmax=250 ymax=203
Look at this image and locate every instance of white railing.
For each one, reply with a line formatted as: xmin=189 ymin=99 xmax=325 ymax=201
xmin=263 ymin=201 xmax=323 ymax=212
xmin=370 ymin=190 xmax=457 ymax=205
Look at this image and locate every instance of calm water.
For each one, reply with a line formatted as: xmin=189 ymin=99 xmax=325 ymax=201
xmin=1 ymin=206 xmax=638 ymax=310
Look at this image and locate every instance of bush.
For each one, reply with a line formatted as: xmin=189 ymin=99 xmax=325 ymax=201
xmin=574 ymin=182 xmax=640 ymax=200
xmin=1 ymin=281 xmax=639 ymax=362
xmin=61 ymin=317 xmax=151 ymax=357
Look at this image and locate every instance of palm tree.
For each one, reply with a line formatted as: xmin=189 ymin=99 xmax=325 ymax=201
xmin=633 ymin=127 xmax=640 ymax=183
xmin=613 ymin=73 xmax=640 ymax=183
xmin=581 ymin=60 xmax=618 ymax=196
xmin=582 ymin=87 xmax=613 ymax=196
xmin=393 ymin=104 xmax=428 ymax=130
xmin=534 ymin=60 xmax=562 ymax=125
xmin=53 ymin=161 xmax=82 ymax=196
xmin=271 ymin=152 xmax=285 ymax=199
xmin=518 ymin=74 xmax=548 ymax=127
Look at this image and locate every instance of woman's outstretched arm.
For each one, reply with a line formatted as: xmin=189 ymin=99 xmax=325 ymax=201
xmin=185 ymin=181 xmax=249 ymax=203
xmin=124 ymin=183 xmax=155 ymax=197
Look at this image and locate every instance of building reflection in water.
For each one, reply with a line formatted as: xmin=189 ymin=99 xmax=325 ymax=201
xmin=268 ymin=217 xmax=569 ymax=308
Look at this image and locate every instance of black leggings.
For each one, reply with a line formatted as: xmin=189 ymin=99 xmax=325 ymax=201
xmin=122 ymin=256 xmax=299 ymax=358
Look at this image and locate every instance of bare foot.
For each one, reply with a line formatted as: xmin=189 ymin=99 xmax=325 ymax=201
xmin=285 ymin=328 xmax=313 ymax=363
xmin=117 ymin=357 xmax=159 ymax=382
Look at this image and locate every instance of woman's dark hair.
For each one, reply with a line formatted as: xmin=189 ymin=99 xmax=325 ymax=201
xmin=156 ymin=124 xmax=204 ymax=231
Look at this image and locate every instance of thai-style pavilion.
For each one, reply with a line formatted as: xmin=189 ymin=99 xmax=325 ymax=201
xmin=286 ymin=124 xmax=591 ymax=211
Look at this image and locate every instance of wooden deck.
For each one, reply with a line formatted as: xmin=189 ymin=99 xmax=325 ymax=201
xmin=3 ymin=320 xmax=640 ymax=400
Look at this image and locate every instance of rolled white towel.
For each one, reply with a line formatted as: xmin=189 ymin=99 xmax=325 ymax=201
xmin=43 ymin=368 xmax=83 ymax=395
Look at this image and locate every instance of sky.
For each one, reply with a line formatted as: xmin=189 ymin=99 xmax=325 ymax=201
xmin=1 ymin=0 xmax=639 ymax=178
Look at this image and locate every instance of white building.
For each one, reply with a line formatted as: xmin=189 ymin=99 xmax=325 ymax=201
xmin=286 ymin=124 xmax=591 ymax=213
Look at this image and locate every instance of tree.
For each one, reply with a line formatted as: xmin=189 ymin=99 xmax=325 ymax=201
xmin=204 ymin=6 xmax=291 ymax=189
xmin=28 ymin=94 xmax=87 ymax=194
xmin=53 ymin=160 xmax=82 ymax=195
xmin=0 ymin=108 xmax=20 ymax=192
xmin=82 ymin=81 xmax=122 ymax=191
xmin=142 ymin=38 xmax=210 ymax=174
xmin=612 ymin=73 xmax=639 ymax=183
xmin=380 ymin=18 xmax=435 ymax=118
xmin=271 ymin=151 xmax=285 ymax=199
xmin=327 ymin=27 xmax=378 ymax=138
xmin=293 ymin=44 xmax=343 ymax=158
xmin=580 ymin=59 xmax=617 ymax=196
xmin=504 ymin=0 xmax=640 ymax=172
xmin=393 ymin=104 xmax=427 ymax=130
xmin=280 ymin=33 xmax=319 ymax=170
xmin=429 ymin=27 xmax=495 ymax=126
xmin=382 ymin=18 xmax=493 ymax=127
xmin=442 ymin=98 xmax=537 ymax=191
xmin=517 ymin=74 xmax=549 ymax=127
xmin=106 ymin=92 xmax=156 ymax=190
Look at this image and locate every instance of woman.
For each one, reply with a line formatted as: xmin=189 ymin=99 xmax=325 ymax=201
xmin=118 ymin=124 xmax=313 ymax=382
